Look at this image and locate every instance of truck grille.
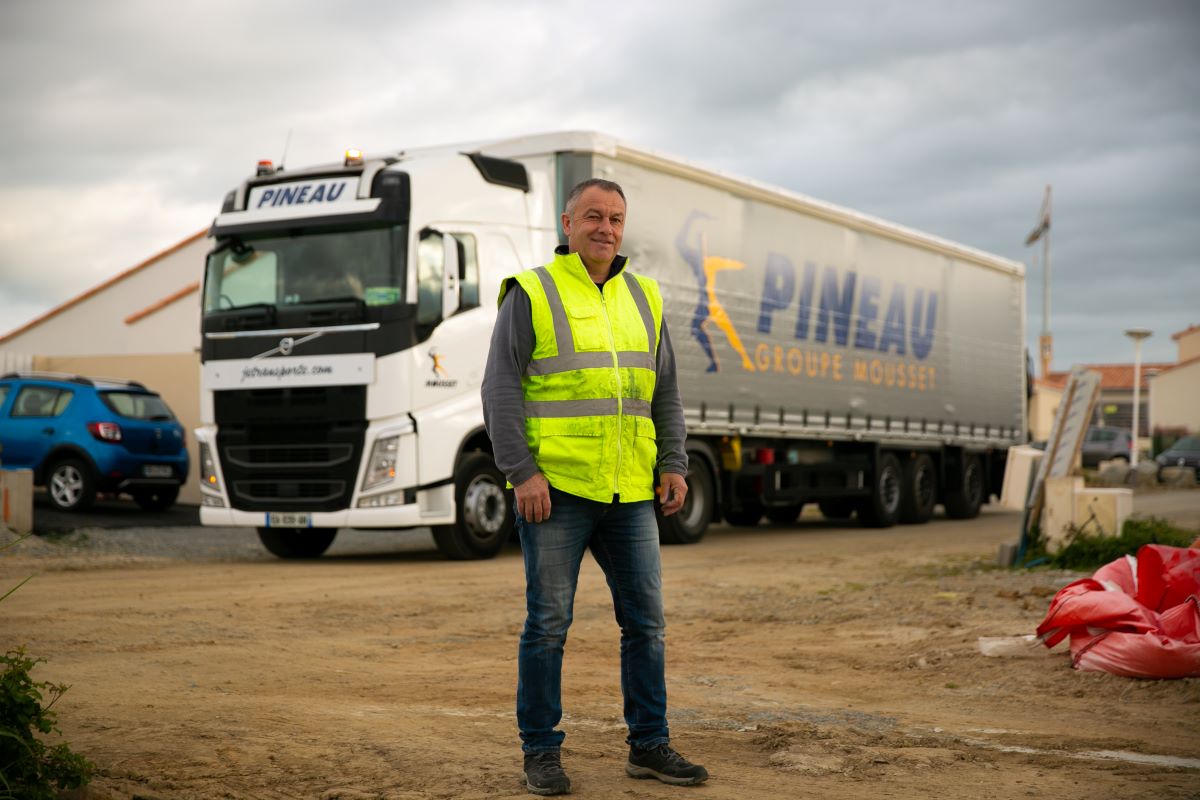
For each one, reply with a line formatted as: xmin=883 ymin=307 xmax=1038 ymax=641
xmin=214 ymin=385 xmax=367 ymax=512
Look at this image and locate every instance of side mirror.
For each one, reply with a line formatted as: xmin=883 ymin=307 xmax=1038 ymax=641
xmin=442 ymin=234 xmax=461 ymax=320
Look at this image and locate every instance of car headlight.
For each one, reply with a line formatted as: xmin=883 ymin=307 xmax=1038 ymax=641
xmin=200 ymin=442 xmax=222 ymax=492
xmin=363 ymin=435 xmax=400 ymax=491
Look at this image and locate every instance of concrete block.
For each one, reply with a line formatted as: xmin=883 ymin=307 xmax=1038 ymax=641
xmin=1073 ymin=487 xmax=1134 ymax=539
xmin=1096 ymin=461 xmax=1132 ymax=485
xmin=1128 ymin=461 xmax=1160 ymax=488
xmin=1 ymin=469 xmax=33 ymax=535
xmin=1159 ymin=466 xmax=1197 ymax=488
xmin=1042 ymin=476 xmax=1083 ymax=553
xmin=1000 ymin=445 xmax=1043 ymax=510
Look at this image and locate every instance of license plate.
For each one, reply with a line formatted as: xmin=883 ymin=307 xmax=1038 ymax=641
xmin=266 ymin=512 xmax=312 ymax=528
xmin=143 ymin=464 xmax=173 ymax=477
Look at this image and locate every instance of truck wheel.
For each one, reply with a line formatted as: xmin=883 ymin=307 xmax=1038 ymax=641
xmin=898 ymin=454 xmax=937 ymax=524
xmin=818 ymin=500 xmax=855 ymax=520
xmin=132 ymin=486 xmax=180 ymax=512
xmin=945 ymin=454 xmax=984 ymax=519
xmin=431 ymin=453 xmax=513 ymax=560
xmin=47 ymin=458 xmax=96 ymax=512
xmin=765 ymin=504 xmax=804 ymax=525
xmin=723 ymin=497 xmax=763 ymax=527
xmin=657 ymin=458 xmax=714 ymax=545
xmin=257 ymin=527 xmax=337 ymax=558
xmin=857 ymin=452 xmax=902 ymax=528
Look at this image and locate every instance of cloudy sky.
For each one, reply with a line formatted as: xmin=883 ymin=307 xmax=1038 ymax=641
xmin=1 ymin=0 xmax=1196 ymax=368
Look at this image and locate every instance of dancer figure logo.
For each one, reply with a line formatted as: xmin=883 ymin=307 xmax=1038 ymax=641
xmin=675 ymin=212 xmax=755 ymax=373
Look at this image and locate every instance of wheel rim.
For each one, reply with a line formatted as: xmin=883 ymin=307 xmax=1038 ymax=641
xmin=51 ymin=465 xmax=83 ymax=507
xmin=880 ymin=464 xmax=901 ymax=514
xmin=463 ymin=475 xmax=507 ymax=538
xmin=678 ymin=472 xmax=705 ymax=530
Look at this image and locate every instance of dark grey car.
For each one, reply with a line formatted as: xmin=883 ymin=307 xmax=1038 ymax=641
xmin=1155 ymin=435 xmax=1200 ymax=478
xmin=1080 ymin=426 xmax=1134 ymax=468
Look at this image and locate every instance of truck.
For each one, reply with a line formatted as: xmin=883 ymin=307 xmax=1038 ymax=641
xmin=196 ymin=131 xmax=1025 ymax=559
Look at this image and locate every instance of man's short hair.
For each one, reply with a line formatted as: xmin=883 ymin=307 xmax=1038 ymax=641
xmin=564 ymin=178 xmax=626 ymax=216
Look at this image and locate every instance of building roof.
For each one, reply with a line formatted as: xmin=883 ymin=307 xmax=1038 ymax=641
xmin=1043 ymin=363 xmax=1175 ymax=391
xmin=0 ymin=229 xmax=207 ymax=344
xmin=1172 ymin=324 xmax=1200 ymax=341
xmin=1151 ymin=353 xmax=1200 ymax=376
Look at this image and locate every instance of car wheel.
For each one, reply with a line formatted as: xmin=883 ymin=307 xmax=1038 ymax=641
xmin=256 ymin=527 xmax=338 ymax=558
xmin=431 ymin=453 xmax=513 ymax=560
xmin=132 ymin=486 xmax=180 ymax=512
xmin=47 ymin=458 xmax=96 ymax=512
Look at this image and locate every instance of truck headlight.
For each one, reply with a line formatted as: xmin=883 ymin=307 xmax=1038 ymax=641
xmin=363 ymin=435 xmax=399 ymax=491
xmin=200 ymin=442 xmax=221 ymax=492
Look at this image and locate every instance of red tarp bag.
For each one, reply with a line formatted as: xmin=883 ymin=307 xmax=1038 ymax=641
xmin=1036 ymin=543 xmax=1200 ymax=678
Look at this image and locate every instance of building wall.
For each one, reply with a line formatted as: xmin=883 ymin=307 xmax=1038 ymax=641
xmin=0 ymin=234 xmax=206 ymax=357
xmin=33 ymin=352 xmax=202 ymax=506
xmin=1178 ymin=328 xmax=1200 ymax=362
xmin=1030 ymin=382 xmax=1063 ymax=441
xmin=1150 ymin=361 xmax=1200 ymax=435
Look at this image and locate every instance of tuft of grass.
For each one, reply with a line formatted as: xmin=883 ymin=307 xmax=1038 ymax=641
xmin=1025 ymin=517 xmax=1198 ymax=571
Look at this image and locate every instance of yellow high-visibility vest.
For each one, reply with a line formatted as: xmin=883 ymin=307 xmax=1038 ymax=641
xmin=498 ymin=249 xmax=663 ymax=502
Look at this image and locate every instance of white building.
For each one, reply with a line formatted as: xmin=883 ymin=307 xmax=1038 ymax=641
xmin=0 ymin=231 xmax=208 ymax=504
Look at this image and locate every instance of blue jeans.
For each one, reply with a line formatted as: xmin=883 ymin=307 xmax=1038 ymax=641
xmin=516 ymin=486 xmax=668 ymax=753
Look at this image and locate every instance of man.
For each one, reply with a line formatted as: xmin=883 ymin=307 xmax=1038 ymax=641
xmin=482 ymin=179 xmax=708 ymax=795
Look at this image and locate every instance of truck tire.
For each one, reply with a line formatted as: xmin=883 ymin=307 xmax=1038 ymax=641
xmin=431 ymin=452 xmax=513 ymax=560
xmin=723 ymin=499 xmax=763 ymax=527
xmin=944 ymin=454 xmax=984 ymax=519
xmin=765 ymin=504 xmax=804 ymax=525
xmin=257 ymin=527 xmax=337 ymax=558
xmin=857 ymin=452 xmax=902 ymax=528
xmin=46 ymin=458 xmax=96 ymax=512
xmin=898 ymin=454 xmax=937 ymax=524
xmin=657 ymin=458 xmax=715 ymax=545
xmin=818 ymin=500 xmax=855 ymax=520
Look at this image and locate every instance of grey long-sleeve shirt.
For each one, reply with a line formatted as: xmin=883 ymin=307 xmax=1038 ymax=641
xmin=481 ymin=270 xmax=688 ymax=490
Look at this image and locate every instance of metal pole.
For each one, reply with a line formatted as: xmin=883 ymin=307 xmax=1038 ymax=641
xmin=1131 ymin=338 xmax=1142 ymax=467
xmin=1124 ymin=328 xmax=1152 ymax=467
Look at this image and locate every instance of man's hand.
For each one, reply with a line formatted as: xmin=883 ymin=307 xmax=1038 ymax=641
xmin=658 ymin=472 xmax=688 ymax=517
xmin=514 ymin=472 xmax=551 ymax=523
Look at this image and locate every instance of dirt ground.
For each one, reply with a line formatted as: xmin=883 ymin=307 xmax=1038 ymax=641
xmin=3 ymin=495 xmax=1199 ymax=800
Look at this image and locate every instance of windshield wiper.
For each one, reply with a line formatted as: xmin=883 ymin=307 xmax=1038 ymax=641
xmin=296 ymin=296 xmax=365 ymax=307
xmin=222 ymin=301 xmax=277 ymax=315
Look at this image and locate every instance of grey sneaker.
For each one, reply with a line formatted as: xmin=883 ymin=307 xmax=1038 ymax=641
xmin=626 ymin=743 xmax=709 ymax=785
xmin=523 ymin=750 xmax=571 ymax=796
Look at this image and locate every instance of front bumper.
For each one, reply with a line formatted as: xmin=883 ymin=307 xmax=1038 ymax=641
xmin=200 ymin=500 xmax=455 ymax=529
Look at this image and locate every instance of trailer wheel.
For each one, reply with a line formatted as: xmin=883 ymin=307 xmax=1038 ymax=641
xmin=898 ymin=454 xmax=937 ymax=524
xmin=431 ymin=452 xmax=513 ymax=560
xmin=657 ymin=458 xmax=714 ymax=545
xmin=257 ymin=527 xmax=337 ymax=559
xmin=723 ymin=498 xmax=763 ymax=527
xmin=818 ymin=500 xmax=855 ymax=520
xmin=857 ymin=452 xmax=902 ymax=528
xmin=944 ymin=454 xmax=984 ymax=519
xmin=765 ymin=504 xmax=804 ymax=525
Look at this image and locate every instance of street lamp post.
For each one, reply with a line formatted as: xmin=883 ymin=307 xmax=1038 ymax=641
xmin=1124 ymin=328 xmax=1152 ymax=467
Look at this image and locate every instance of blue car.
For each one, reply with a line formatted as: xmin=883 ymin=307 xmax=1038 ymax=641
xmin=0 ymin=372 xmax=189 ymax=511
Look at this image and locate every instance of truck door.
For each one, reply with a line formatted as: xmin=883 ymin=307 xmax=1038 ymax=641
xmin=410 ymin=228 xmax=522 ymax=413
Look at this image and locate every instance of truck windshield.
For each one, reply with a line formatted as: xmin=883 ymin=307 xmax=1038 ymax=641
xmin=203 ymin=225 xmax=407 ymax=314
